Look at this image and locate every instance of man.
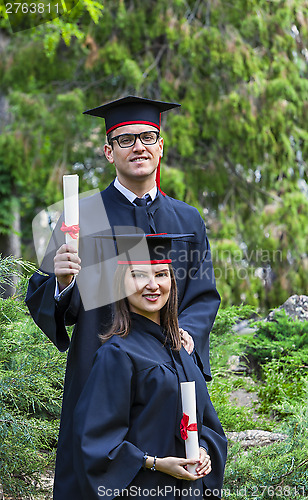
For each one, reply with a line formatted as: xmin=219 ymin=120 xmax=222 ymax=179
xmin=26 ymin=96 xmax=221 ymax=500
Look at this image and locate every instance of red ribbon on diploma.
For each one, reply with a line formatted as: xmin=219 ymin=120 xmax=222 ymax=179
xmin=60 ymin=222 xmax=80 ymax=239
xmin=180 ymin=413 xmax=198 ymax=441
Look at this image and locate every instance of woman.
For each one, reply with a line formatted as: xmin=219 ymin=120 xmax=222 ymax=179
xmin=73 ymin=234 xmax=227 ymax=499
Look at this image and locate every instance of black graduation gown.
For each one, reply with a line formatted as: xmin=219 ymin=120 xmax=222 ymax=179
xmin=73 ymin=313 xmax=227 ymax=499
xmin=25 ymin=182 xmax=221 ymax=499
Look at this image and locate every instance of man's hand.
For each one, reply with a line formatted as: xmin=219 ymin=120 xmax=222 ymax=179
xmin=179 ymin=328 xmax=194 ymax=355
xmin=54 ymin=244 xmax=81 ymax=292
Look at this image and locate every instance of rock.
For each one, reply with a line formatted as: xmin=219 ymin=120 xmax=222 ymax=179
xmin=267 ymin=294 xmax=308 ymax=322
xmin=233 ymin=319 xmax=257 ymax=335
xmin=227 ymin=429 xmax=288 ymax=449
xmin=37 ymin=471 xmax=54 ymax=498
xmin=227 ymin=355 xmax=250 ymax=374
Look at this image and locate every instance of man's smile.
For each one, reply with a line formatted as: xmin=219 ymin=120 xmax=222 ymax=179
xmin=130 ymin=156 xmax=149 ymax=162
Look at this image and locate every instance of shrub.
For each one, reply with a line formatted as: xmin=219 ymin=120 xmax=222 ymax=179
xmin=223 ymin=396 xmax=308 ymax=499
xmin=247 ymin=310 xmax=308 ymax=368
xmin=0 ymin=256 xmax=66 ymax=498
xmin=245 ymin=310 xmax=308 ymax=418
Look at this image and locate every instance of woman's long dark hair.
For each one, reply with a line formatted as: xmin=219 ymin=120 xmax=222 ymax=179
xmin=100 ymin=264 xmax=181 ymax=350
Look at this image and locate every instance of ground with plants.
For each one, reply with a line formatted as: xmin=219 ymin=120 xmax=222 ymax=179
xmin=209 ymin=306 xmax=308 ymax=499
xmin=0 ymin=258 xmax=307 ymax=499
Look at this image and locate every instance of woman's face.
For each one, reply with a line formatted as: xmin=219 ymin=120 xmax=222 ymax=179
xmin=124 ymin=263 xmax=172 ymax=324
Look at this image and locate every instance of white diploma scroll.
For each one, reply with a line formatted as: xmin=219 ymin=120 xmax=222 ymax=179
xmin=62 ymin=174 xmax=79 ymax=252
xmin=180 ymin=381 xmax=199 ymax=474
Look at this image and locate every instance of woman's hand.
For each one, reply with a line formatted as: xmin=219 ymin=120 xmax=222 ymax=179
xmin=155 ymin=456 xmax=200 ymax=481
xmin=195 ymin=447 xmax=211 ymax=476
xmin=146 ymin=448 xmax=211 ymax=481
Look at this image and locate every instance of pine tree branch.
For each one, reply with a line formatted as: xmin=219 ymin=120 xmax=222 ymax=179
xmin=142 ymin=44 xmax=167 ymax=79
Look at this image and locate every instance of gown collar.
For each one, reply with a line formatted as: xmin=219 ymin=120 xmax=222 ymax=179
xmin=130 ymin=312 xmax=168 ymax=345
xmin=104 ymin=182 xmax=162 ymax=210
xmin=130 ymin=313 xmax=192 ymax=390
xmin=114 ymin=177 xmax=158 ymax=204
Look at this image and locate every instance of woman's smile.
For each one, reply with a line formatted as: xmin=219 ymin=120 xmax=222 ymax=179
xmin=142 ymin=293 xmax=160 ymax=301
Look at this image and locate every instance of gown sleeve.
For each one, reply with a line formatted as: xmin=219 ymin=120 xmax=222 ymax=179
xmin=25 ymin=210 xmax=81 ymax=352
xmin=178 ymin=214 xmax=221 ymax=380
xmin=73 ymin=343 xmax=144 ymax=499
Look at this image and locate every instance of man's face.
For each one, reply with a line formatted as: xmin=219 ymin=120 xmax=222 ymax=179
xmin=104 ymin=124 xmax=163 ymax=187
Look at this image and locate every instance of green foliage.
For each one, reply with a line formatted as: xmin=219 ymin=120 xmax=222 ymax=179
xmin=0 ymin=0 xmax=104 ymax=57
xmin=0 ymin=254 xmax=36 ymax=292
xmin=244 ymin=311 xmax=308 ymax=418
xmin=257 ymin=361 xmax=308 ymax=419
xmin=0 ymin=256 xmax=66 ymax=497
xmin=208 ymin=304 xmax=272 ymax=432
xmin=247 ymin=310 xmax=308 ymax=367
xmin=209 ymin=305 xmax=256 ymax=379
xmin=209 ymin=374 xmax=271 ymax=433
xmin=1 ymin=317 xmax=65 ymax=416
xmin=210 ymin=304 xmax=308 ymax=497
xmin=212 ymin=304 xmax=256 ymax=337
xmin=160 ymin=166 xmax=186 ymax=201
xmin=223 ymin=398 xmax=308 ymax=498
xmin=1 ymin=412 xmax=58 ymax=497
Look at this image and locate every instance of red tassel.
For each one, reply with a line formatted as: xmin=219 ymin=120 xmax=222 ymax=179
xmin=156 ymin=157 xmax=166 ymax=196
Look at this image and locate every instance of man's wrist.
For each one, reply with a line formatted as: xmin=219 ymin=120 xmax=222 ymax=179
xmin=58 ymin=277 xmax=74 ymax=292
xmin=55 ymin=276 xmax=76 ymax=301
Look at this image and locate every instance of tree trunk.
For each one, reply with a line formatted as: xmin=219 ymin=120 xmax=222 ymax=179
xmin=0 ymin=480 xmax=4 ymax=499
xmin=0 ymin=197 xmax=21 ymax=298
xmin=0 ymin=69 xmax=21 ymax=298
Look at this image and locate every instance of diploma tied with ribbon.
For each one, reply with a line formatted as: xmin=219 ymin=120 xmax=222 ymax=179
xmin=61 ymin=174 xmax=80 ymax=252
xmin=180 ymin=381 xmax=199 ymax=474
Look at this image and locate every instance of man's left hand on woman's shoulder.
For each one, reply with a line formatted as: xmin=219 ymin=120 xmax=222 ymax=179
xmin=179 ymin=328 xmax=194 ymax=355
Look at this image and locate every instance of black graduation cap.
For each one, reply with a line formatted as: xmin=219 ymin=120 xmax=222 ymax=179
xmin=83 ymin=95 xmax=181 ymax=135
xmin=95 ymin=232 xmax=193 ymax=264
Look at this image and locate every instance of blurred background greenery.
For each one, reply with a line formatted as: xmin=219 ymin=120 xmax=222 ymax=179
xmin=0 ymin=3 xmax=307 ymax=496
xmin=0 ymin=0 xmax=307 ymax=311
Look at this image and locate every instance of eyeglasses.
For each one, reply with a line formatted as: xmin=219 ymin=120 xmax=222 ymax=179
xmin=109 ymin=131 xmax=160 ymax=148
